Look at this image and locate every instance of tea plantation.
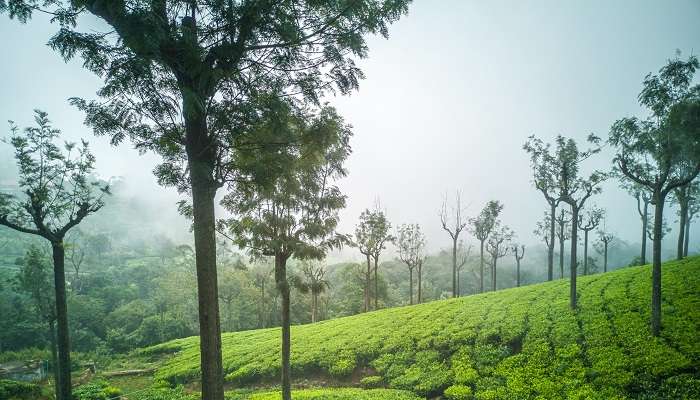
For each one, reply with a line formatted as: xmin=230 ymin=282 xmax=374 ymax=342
xmin=143 ymin=257 xmax=700 ymax=399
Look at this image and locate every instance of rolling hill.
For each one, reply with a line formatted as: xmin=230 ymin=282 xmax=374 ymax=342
xmin=142 ymin=257 xmax=700 ymax=399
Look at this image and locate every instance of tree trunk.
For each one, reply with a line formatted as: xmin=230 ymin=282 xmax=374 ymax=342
xmin=49 ymin=319 xmax=60 ymax=400
xmin=452 ymin=237 xmax=457 ymax=298
xmin=311 ymin=292 xmax=317 ymax=323
xmin=409 ymin=268 xmax=414 ymax=305
xmin=51 ymin=241 xmax=71 ymax=400
xmin=364 ymin=254 xmax=371 ymax=312
xmin=374 ymin=256 xmax=379 ymax=310
xmin=583 ymin=230 xmax=589 ymax=275
xmin=677 ymin=199 xmax=687 ymax=260
xmin=559 ymin=226 xmax=565 ymax=279
xmin=651 ymin=194 xmax=664 ymax=336
xmin=569 ymin=207 xmax=579 ymax=309
xmin=417 ymin=262 xmax=422 ymax=304
xmin=604 ymin=242 xmax=608 ymax=273
xmin=492 ymin=256 xmax=497 ymax=291
xmin=684 ymin=213 xmax=691 ymax=257
xmin=641 ymin=202 xmax=648 ymax=264
xmin=516 ymin=259 xmax=520 ymax=287
xmin=260 ymin=280 xmax=265 ymax=329
xmin=548 ymin=203 xmax=556 ymax=281
xmin=479 ymin=240 xmax=485 ymax=293
xmin=456 ymin=270 xmax=460 ymax=297
xmin=275 ymin=254 xmax=292 ymax=400
xmin=184 ymin=98 xmax=225 ymax=400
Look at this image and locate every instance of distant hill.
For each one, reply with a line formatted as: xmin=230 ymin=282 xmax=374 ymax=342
xmin=142 ymin=257 xmax=700 ymax=399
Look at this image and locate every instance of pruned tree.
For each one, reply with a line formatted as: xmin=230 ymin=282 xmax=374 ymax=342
xmin=608 ymin=54 xmax=700 ymax=335
xmin=353 ymin=206 xmax=392 ymax=312
xmin=672 ymin=180 xmax=698 ymax=259
xmin=221 ymin=105 xmax=351 ymax=400
xmin=578 ymin=207 xmax=604 ymax=275
xmin=65 ymin=229 xmax=86 ymax=293
xmin=0 ymin=111 xmax=109 ymax=400
xmin=512 ymin=244 xmax=525 ymax=287
xmin=622 ymin=180 xmax=652 ymax=264
xmin=396 ymin=223 xmax=425 ymax=305
xmin=252 ymin=262 xmax=273 ymax=329
xmin=555 ymin=208 xmax=571 ymax=279
xmin=416 ymin=255 xmax=428 ymax=304
xmin=455 ymin=240 xmax=472 ymax=297
xmin=524 ymin=136 xmax=561 ymax=281
xmin=2 ymin=3 xmax=410 ymax=398
xmin=595 ymin=227 xmax=614 ymax=273
xmin=485 ymin=224 xmax=513 ymax=291
xmin=440 ymin=191 xmax=468 ymax=297
xmin=470 ymin=200 xmax=503 ymax=293
xmin=554 ymin=134 xmax=606 ymax=308
xmin=299 ymin=261 xmax=331 ymax=323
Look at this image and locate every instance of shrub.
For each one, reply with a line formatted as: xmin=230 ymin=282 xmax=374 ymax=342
xmin=0 ymin=380 xmax=41 ymax=400
xmin=360 ymin=375 xmax=383 ymax=388
xmin=73 ymin=380 xmax=122 ymax=400
xmin=444 ymin=384 xmax=473 ymax=400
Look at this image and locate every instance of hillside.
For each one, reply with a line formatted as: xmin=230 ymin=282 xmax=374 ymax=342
xmin=143 ymin=257 xmax=700 ymax=399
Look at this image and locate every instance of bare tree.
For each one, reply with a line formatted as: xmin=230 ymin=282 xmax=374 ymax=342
xmin=578 ymin=207 xmax=604 ymax=275
xmin=65 ymin=230 xmax=86 ymax=294
xmin=595 ymin=227 xmax=614 ymax=273
xmin=623 ymin=181 xmax=652 ymax=264
xmin=485 ymin=224 xmax=513 ymax=291
xmin=440 ymin=191 xmax=468 ymax=298
xmin=512 ymin=244 xmax=525 ymax=287
xmin=455 ymin=241 xmax=472 ymax=297
xmin=416 ymin=255 xmax=428 ymax=304
xmin=672 ymin=181 xmax=698 ymax=259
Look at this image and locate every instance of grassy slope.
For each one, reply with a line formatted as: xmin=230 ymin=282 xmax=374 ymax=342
xmin=143 ymin=257 xmax=700 ymax=399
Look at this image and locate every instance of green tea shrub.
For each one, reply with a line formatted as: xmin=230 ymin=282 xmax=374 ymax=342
xmin=0 ymin=380 xmax=41 ymax=400
xmin=444 ymin=384 xmax=473 ymax=400
xmin=359 ymin=375 xmax=383 ymax=388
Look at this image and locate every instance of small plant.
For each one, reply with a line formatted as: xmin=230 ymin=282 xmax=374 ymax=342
xmin=0 ymin=380 xmax=41 ymax=400
xmin=360 ymin=375 xmax=383 ymax=389
xmin=444 ymin=384 xmax=473 ymax=400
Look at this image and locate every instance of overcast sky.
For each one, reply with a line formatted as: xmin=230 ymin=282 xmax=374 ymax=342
xmin=1 ymin=0 xmax=699 ymax=259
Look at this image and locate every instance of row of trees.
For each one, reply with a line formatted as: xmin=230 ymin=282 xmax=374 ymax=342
xmin=524 ymin=54 xmax=700 ymax=336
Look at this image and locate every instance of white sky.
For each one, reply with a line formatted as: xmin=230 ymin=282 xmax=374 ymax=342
xmin=1 ymin=0 xmax=699 ymax=258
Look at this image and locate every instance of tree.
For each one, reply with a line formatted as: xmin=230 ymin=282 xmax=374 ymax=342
xmin=524 ymin=136 xmax=561 ymax=281
xmin=672 ymin=180 xmax=698 ymax=259
xmin=512 ymin=244 xmax=525 ymax=287
xmin=455 ymin=241 xmax=472 ymax=297
xmin=485 ymin=224 xmax=512 ymax=291
xmin=470 ymin=200 xmax=503 ymax=293
xmin=396 ymin=223 xmax=425 ymax=305
xmin=578 ymin=207 xmax=604 ymax=275
xmin=416 ymin=255 xmax=428 ymax=304
xmin=2 ymin=3 xmax=410 ymax=398
xmin=685 ymin=192 xmax=700 ymax=256
xmin=595 ymin=228 xmax=614 ymax=273
xmin=622 ymin=180 xmax=652 ymax=264
xmin=554 ymin=135 xmax=605 ymax=309
xmin=608 ymin=54 xmax=700 ymax=335
xmin=221 ymin=104 xmax=350 ymax=400
xmin=0 ymin=111 xmax=108 ymax=400
xmin=555 ymin=208 xmax=571 ymax=279
xmin=440 ymin=191 xmax=468 ymax=297
xmin=299 ymin=262 xmax=331 ymax=323
xmin=16 ymin=245 xmax=59 ymax=400
xmin=354 ymin=206 xmax=392 ymax=311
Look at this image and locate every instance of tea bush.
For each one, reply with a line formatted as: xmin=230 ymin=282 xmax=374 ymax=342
xmin=144 ymin=257 xmax=700 ymax=399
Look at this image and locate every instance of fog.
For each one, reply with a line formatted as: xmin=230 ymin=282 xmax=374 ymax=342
xmin=1 ymin=0 xmax=699 ymax=262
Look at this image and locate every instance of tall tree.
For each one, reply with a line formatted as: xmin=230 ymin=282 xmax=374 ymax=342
xmin=416 ymin=255 xmax=427 ymax=304
xmin=222 ymin=104 xmax=351 ymax=400
xmin=485 ymin=224 xmax=512 ymax=291
xmin=534 ymin=210 xmax=553 ymax=277
xmin=595 ymin=227 xmax=614 ymax=273
xmin=609 ymin=54 xmax=700 ymax=335
xmin=353 ymin=207 xmax=392 ymax=312
xmin=685 ymin=192 xmax=700 ymax=256
xmin=554 ymin=135 xmax=605 ymax=309
xmin=470 ymin=200 xmax=503 ymax=293
xmin=0 ymin=111 xmax=108 ymax=400
xmin=578 ymin=207 xmax=604 ymax=275
xmin=512 ymin=244 xmax=525 ymax=287
xmin=622 ymin=181 xmax=652 ymax=264
xmin=672 ymin=180 xmax=698 ymax=259
xmin=396 ymin=223 xmax=425 ymax=305
xmin=440 ymin=191 xmax=468 ymax=297
xmin=2 ymin=3 xmax=410 ymax=398
xmin=524 ymin=136 xmax=561 ymax=281
xmin=555 ymin=208 xmax=571 ymax=279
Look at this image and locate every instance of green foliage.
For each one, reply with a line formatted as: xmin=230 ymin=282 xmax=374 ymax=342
xmin=359 ymin=375 xmax=383 ymax=389
xmin=0 ymin=379 xmax=41 ymax=400
xmin=147 ymin=257 xmax=700 ymax=399
xmin=128 ymin=386 xmax=197 ymax=400
xmin=72 ymin=380 xmax=122 ymax=400
xmin=225 ymin=388 xmax=421 ymax=400
xmin=444 ymin=384 xmax=474 ymax=400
